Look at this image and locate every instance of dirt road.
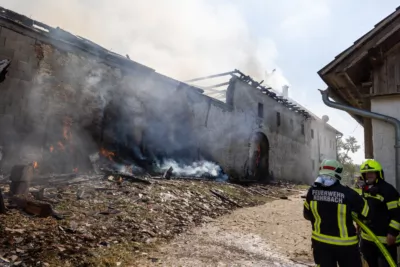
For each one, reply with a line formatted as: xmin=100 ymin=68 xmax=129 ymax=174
xmin=137 ymin=192 xmax=314 ymax=267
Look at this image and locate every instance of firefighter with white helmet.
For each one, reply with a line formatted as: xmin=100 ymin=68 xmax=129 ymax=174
xmin=303 ymin=159 xmax=369 ymax=266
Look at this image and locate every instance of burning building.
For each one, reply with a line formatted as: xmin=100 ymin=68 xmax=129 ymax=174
xmin=0 ymin=6 xmax=340 ymax=184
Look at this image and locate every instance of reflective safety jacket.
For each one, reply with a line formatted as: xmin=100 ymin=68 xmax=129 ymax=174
xmin=304 ymin=181 xmax=369 ymax=246
xmin=353 ymin=179 xmax=400 ymax=244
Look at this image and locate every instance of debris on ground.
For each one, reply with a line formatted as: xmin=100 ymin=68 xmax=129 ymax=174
xmin=133 ymin=192 xmax=312 ymax=267
xmin=0 ymin=172 xmax=297 ymax=267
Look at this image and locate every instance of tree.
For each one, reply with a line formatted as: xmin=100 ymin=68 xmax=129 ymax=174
xmin=337 ymin=136 xmax=361 ymax=185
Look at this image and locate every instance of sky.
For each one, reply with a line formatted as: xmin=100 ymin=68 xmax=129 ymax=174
xmin=1 ymin=0 xmax=399 ymax=164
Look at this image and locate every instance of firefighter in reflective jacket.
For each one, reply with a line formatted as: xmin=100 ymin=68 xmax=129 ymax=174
xmin=303 ymin=159 xmax=369 ymax=267
xmin=356 ymin=159 xmax=400 ymax=267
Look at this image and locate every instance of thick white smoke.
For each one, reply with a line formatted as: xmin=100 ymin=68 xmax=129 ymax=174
xmin=1 ymin=0 xmax=284 ymax=83
xmin=157 ymin=159 xmax=229 ymax=181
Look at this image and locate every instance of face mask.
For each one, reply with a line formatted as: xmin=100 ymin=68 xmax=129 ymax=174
xmin=314 ymin=174 xmax=337 ymax=187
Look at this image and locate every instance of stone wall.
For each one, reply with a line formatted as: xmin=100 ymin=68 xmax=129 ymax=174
xmin=0 ymin=16 xmax=339 ymax=184
xmin=227 ymin=78 xmax=315 ymax=183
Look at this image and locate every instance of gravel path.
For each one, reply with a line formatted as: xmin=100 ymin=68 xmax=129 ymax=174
xmin=136 ymin=192 xmax=314 ymax=267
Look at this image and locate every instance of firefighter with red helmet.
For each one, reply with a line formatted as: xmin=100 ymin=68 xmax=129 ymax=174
xmin=356 ymin=159 xmax=400 ymax=267
xmin=303 ymin=159 xmax=369 ymax=266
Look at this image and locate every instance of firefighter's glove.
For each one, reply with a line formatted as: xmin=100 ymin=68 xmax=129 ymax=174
xmin=386 ymin=233 xmax=397 ymax=246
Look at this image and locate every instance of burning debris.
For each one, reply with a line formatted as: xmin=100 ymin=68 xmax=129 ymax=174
xmin=156 ymin=159 xmax=229 ymax=181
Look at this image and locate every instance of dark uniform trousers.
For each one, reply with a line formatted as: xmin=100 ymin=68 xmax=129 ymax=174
xmin=312 ymin=240 xmax=362 ymax=267
xmin=361 ymin=239 xmax=397 ymax=267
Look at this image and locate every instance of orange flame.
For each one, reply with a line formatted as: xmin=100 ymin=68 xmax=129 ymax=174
xmin=100 ymin=148 xmax=115 ymax=161
xmin=50 ymin=145 xmax=54 ymax=153
xmin=33 ymin=161 xmax=38 ymax=169
xmin=63 ymin=116 xmax=73 ymax=141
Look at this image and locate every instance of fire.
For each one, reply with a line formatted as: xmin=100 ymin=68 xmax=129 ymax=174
xmin=49 ymin=145 xmax=54 ymax=153
xmin=63 ymin=116 xmax=73 ymax=141
xmin=100 ymin=148 xmax=115 ymax=161
xmin=33 ymin=161 xmax=38 ymax=169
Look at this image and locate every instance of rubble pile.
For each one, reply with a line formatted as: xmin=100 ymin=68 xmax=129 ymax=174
xmin=0 ymin=172 xmax=296 ymax=267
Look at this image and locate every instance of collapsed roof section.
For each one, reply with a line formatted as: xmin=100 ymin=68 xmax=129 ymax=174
xmin=186 ymin=69 xmax=312 ymax=119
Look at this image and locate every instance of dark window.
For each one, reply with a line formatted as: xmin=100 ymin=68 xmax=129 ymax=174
xmin=311 ymin=129 xmax=314 ymax=139
xmin=258 ymin=103 xmax=263 ymax=118
xmin=301 ymin=123 xmax=305 ymax=135
xmin=277 ymin=112 xmax=281 ymax=126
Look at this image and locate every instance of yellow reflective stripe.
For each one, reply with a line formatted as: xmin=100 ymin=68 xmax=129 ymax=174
xmin=337 ymin=204 xmax=348 ymax=238
xmin=362 ymin=231 xmax=400 ymax=244
xmin=312 ymin=232 xmax=358 ymax=246
xmin=364 ymin=193 xmax=384 ymax=201
xmin=361 ymin=198 xmax=369 ymax=217
xmin=389 ymin=220 xmax=400 ymax=231
xmin=310 ymin=201 xmax=321 ymax=233
xmin=304 ymin=201 xmax=310 ymax=210
xmin=353 ymin=188 xmax=362 ymax=195
xmin=387 ymin=201 xmax=398 ymax=210
xmin=361 ymin=231 xmax=387 ymax=243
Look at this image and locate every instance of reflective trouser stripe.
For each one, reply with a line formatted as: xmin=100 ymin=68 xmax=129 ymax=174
xmin=387 ymin=201 xmax=398 ymax=210
xmin=312 ymin=232 xmax=358 ymax=246
xmin=389 ymin=220 xmax=400 ymax=231
xmin=304 ymin=201 xmax=310 ymax=210
xmin=310 ymin=201 xmax=321 ymax=233
xmin=361 ymin=231 xmax=400 ymax=243
xmin=361 ymin=231 xmax=387 ymax=243
xmin=361 ymin=199 xmax=369 ymax=217
xmin=337 ymin=204 xmax=348 ymax=238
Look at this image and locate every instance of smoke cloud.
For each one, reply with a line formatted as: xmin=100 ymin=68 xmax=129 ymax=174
xmin=2 ymin=0 xmax=281 ymax=81
xmin=0 ymin=1 xmax=291 ymax=179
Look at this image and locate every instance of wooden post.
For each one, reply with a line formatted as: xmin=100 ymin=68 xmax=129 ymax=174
xmin=363 ymin=100 xmax=374 ymax=159
xmin=9 ymin=165 xmax=33 ymax=196
xmin=0 ymin=189 xmax=6 ymax=214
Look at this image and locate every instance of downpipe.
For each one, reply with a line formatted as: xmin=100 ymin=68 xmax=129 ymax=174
xmin=319 ymin=89 xmax=400 ymax=190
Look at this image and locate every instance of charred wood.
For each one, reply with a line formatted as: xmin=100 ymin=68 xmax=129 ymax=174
xmin=9 ymin=165 xmax=33 ymax=196
xmin=9 ymin=196 xmax=55 ymax=218
xmin=209 ymin=189 xmax=242 ymax=208
xmin=163 ymin=166 xmax=173 ymax=180
xmin=0 ymin=189 xmax=6 ymax=214
xmin=102 ymin=169 xmax=152 ymax=185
